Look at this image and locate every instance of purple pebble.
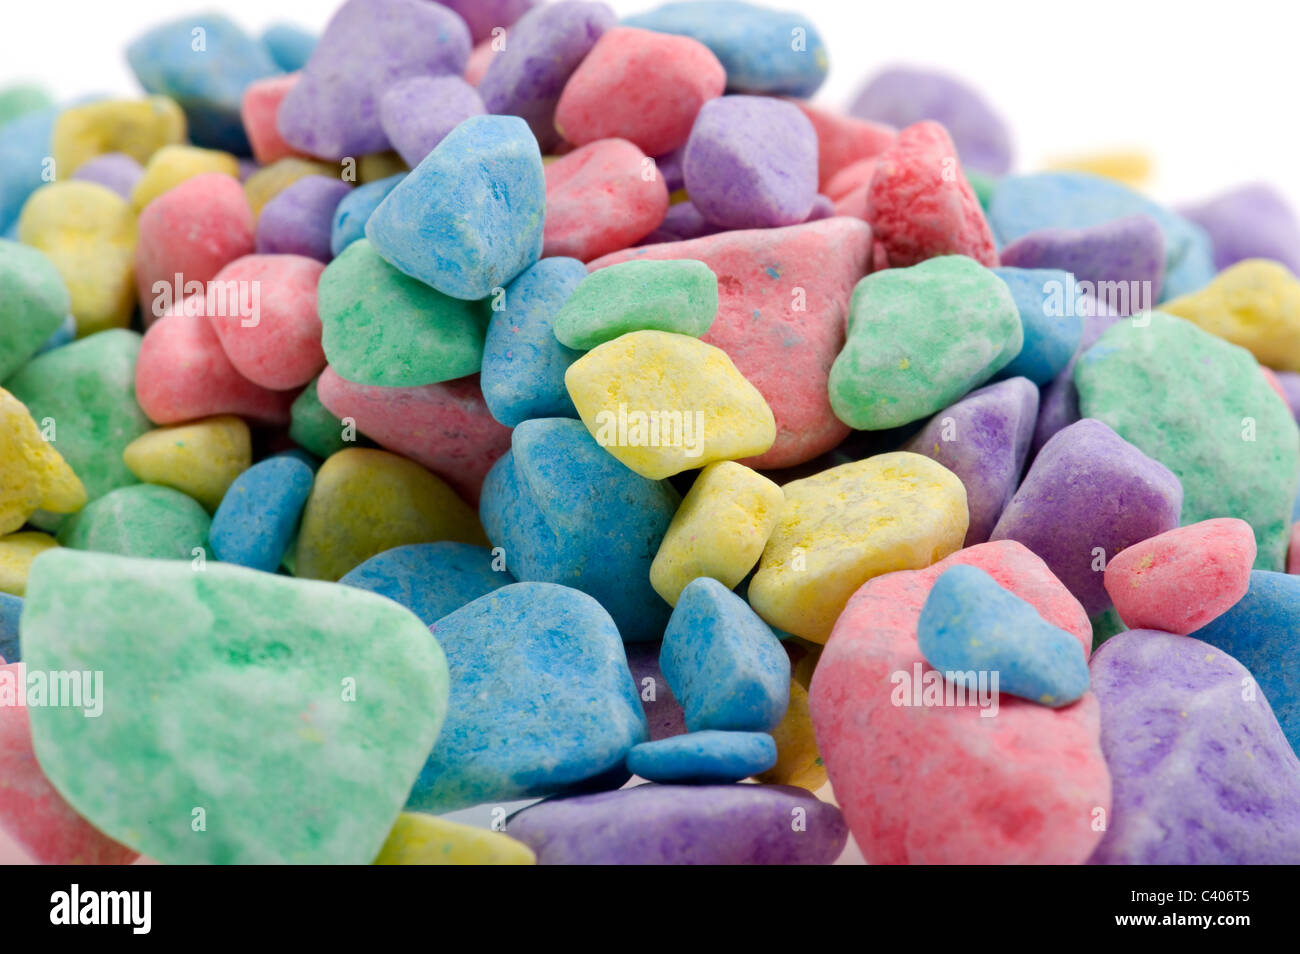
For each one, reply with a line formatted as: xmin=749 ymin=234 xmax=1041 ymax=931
xmin=803 ymin=194 xmax=835 ymax=223
xmin=379 ymin=75 xmax=485 ymax=168
xmin=623 ymin=642 xmax=686 ymax=742
xmin=70 ymin=153 xmax=144 ymax=199
xmin=477 ymin=1 xmax=616 ymax=152
xmin=1031 ymin=296 xmax=1120 ymax=456
xmin=850 ymin=66 xmax=1013 ymax=176
xmin=439 ymin=0 xmax=540 ymax=45
xmin=237 ymin=158 xmax=260 ymax=182
xmin=683 ymin=95 xmax=818 ymax=230
xmin=278 ymin=0 xmax=471 ymax=160
xmin=653 ymin=145 xmax=686 ymax=192
xmin=256 ymin=175 xmax=352 ymax=262
xmin=1179 ymin=183 xmax=1300 ymax=274
xmin=991 ymin=418 xmax=1183 ymax=617
xmin=638 ymin=200 xmax=722 ymax=245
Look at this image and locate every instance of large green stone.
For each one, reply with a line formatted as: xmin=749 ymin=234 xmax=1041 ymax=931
xmin=22 ymin=549 xmax=449 ymax=864
xmin=57 ymin=484 xmax=210 ymax=560
xmin=0 ymin=239 xmax=68 ymax=382
xmin=552 ymin=259 xmax=718 ymax=350
xmin=1076 ymin=312 xmax=1300 ymax=569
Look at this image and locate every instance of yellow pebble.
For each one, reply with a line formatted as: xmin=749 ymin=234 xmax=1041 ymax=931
xmin=294 ymin=448 xmax=487 ymax=581
xmin=122 ymin=416 xmax=252 ymax=512
xmin=756 ymin=681 xmax=827 ymax=791
xmin=130 ymin=144 xmax=241 ymax=211
xmin=18 ymin=181 xmax=138 ymax=336
xmin=748 ymin=452 xmax=968 ymax=643
xmin=669 ymin=187 xmax=690 ymax=205
xmin=50 ymin=96 xmax=186 ymax=176
xmin=1043 ymin=150 xmax=1153 ymax=188
xmin=0 ymin=387 xmax=86 ymax=535
xmin=1162 ymin=259 xmax=1300 ymax=372
xmin=244 ymin=157 xmax=337 ymax=217
xmin=0 ymin=531 xmax=59 ymax=596
xmin=566 ymin=330 xmax=776 ymax=480
xmin=373 ymin=813 xmax=535 ymax=865
xmin=650 ymin=461 xmax=782 ymax=605
xmin=357 ymin=151 xmax=408 ymax=183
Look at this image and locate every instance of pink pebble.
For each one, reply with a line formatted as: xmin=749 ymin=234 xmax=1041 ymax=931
xmin=793 ymin=100 xmax=896 ymax=190
xmin=824 ymin=157 xmax=879 ymax=201
xmin=543 ymin=139 xmax=669 ymax=261
xmin=464 ymin=38 xmax=499 ymax=86
xmin=1104 ymin=518 xmax=1256 ymax=635
xmin=1289 ymin=523 xmax=1300 ymax=575
xmin=241 ymin=73 xmax=306 ymax=165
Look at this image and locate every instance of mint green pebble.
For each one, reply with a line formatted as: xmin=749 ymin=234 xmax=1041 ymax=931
xmin=552 ymin=259 xmax=719 ymax=350
xmin=1076 ymin=311 xmax=1300 ymax=571
xmin=290 ymin=375 xmax=350 ymax=459
xmin=21 ymin=548 xmax=450 ymax=864
xmin=57 ymin=484 xmax=210 ymax=560
xmin=318 ymin=238 xmax=487 ymax=387
xmin=0 ymin=239 xmax=68 ymax=381
xmin=828 ymin=255 xmax=1022 ymax=430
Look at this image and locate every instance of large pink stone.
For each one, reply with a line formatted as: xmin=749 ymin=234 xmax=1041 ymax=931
xmin=809 ymin=540 xmax=1111 ymax=864
xmin=589 ymin=217 xmax=873 ymax=469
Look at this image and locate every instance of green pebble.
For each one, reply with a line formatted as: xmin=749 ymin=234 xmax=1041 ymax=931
xmin=57 ymin=484 xmax=210 ymax=559
xmin=318 ymin=238 xmax=486 ymax=387
xmin=828 ymin=255 xmax=1023 ymax=430
xmin=0 ymin=239 xmax=68 ymax=381
xmin=552 ymin=259 xmax=718 ymax=350
xmin=1076 ymin=312 xmax=1300 ymax=570
xmin=0 ymin=83 xmax=55 ymax=127
xmin=21 ymin=548 xmax=449 ymax=864
xmin=966 ymin=170 xmax=997 ymax=212
xmin=290 ymin=375 xmax=350 ymax=459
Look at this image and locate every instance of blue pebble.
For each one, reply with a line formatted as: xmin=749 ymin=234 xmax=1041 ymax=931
xmin=209 ymin=455 xmax=314 ymax=572
xmin=625 ymin=1 xmax=828 ymax=98
xmin=261 ymin=23 xmax=317 ymax=73
xmin=481 ymin=257 xmax=586 ymax=427
xmin=339 ymin=542 xmax=514 ymax=625
xmin=991 ymin=267 xmax=1084 ymax=385
xmin=0 ymin=106 xmax=57 ymax=233
xmin=661 ymin=577 xmax=790 ymax=731
xmin=1193 ymin=571 xmax=1300 ymax=754
xmin=409 ymin=582 xmax=648 ymax=812
xmin=34 ymin=314 xmax=78 ymax=356
xmin=330 ymin=172 xmax=404 ymax=258
xmin=0 ymin=592 xmax=21 ymax=662
xmin=626 ymin=730 xmax=777 ymax=783
xmin=126 ymin=14 xmax=280 ymax=155
xmin=366 ymin=115 xmax=545 ymax=301
xmin=918 ymin=564 xmax=1090 ymax=707
xmin=479 ymin=418 xmax=679 ymax=642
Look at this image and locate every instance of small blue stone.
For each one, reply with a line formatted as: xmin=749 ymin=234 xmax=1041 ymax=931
xmin=991 ymin=267 xmax=1083 ymax=385
xmin=626 ymin=730 xmax=777 ymax=783
xmin=0 ymin=107 xmax=58 ymax=233
xmin=0 ymin=592 xmax=21 ymax=662
xmin=209 ymin=456 xmax=314 ymax=572
xmin=261 ymin=23 xmax=317 ymax=73
xmin=339 ymin=541 xmax=513 ymax=625
xmin=330 ymin=173 xmax=404 ymax=258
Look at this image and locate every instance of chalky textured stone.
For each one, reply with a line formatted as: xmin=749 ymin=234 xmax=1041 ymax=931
xmin=209 ymin=454 xmax=314 ymax=572
xmin=255 ymin=175 xmax=351 ymax=263
xmin=990 ymin=267 xmax=1083 ymax=384
xmin=130 ymin=144 xmax=241 ymax=212
xmin=626 ymin=731 xmax=776 ymax=783
xmin=793 ymin=100 xmax=896 ymax=191
xmin=330 ymin=173 xmax=403 ymax=257
xmin=122 ymin=415 xmax=251 ymax=512
xmin=0 ymin=533 xmax=57 ymax=597
xmin=374 ymin=812 xmax=535 ymax=865
xmin=339 ymin=542 xmax=513 ymax=626
xmin=50 ymin=96 xmax=187 ymax=177
xmin=0 ymin=107 xmax=57 ymax=235
xmin=379 ymin=75 xmax=485 ymax=168
xmin=554 ymin=259 xmax=717 ymax=350
xmin=71 ymin=152 xmax=146 ymax=199
xmin=543 ymin=138 xmax=668 ymax=261
xmin=1163 ymin=259 xmax=1300 ymax=372
xmin=1180 ymin=183 xmax=1300 ymax=274
xmin=262 ymin=23 xmax=318 ymax=72
xmin=22 ymin=549 xmax=449 ymax=864
xmin=0 ymin=240 xmax=69 ymax=381
xmin=440 ymin=0 xmax=539 ymax=44
xmin=57 ymin=484 xmax=209 ymax=560
xmin=290 ymin=376 xmax=350 ymax=459
xmin=240 ymin=73 xmax=302 ymax=165
xmin=244 ymin=157 xmax=335 ymax=217
xmin=0 ymin=388 xmax=85 ymax=535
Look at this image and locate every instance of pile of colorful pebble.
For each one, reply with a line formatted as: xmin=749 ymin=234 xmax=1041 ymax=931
xmin=2 ymin=0 xmax=1300 ymax=866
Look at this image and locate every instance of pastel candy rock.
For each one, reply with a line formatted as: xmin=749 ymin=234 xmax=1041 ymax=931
xmin=464 ymin=37 xmax=498 ymax=86
xmin=122 ymin=416 xmax=251 ymax=512
xmin=0 ymin=662 xmax=138 ymax=865
xmin=624 ymin=2 xmax=827 ymax=97
xmin=829 ymin=255 xmax=1023 ymax=430
xmin=1104 ymin=519 xmax=1256 ymax=635
xmin=0 ymin=107 xmax=56 ymax=235
xmin=1030 ymin=298 xmax=1119 ymax=455
xmin=1088 ymin=630 xmax=1300 ymax=864
xmin=0 ymin=84 xmax=53 ymax=126
xmin=0 ymin=388 xmax=86 ymax=534
xmin=510 ymin=782 xmax=846 ymax=864
xmin=57 ymin=484 xmax=209 ymax=560
xmin=990 ymin=267 xmax=1084 ymax=384
xmin=791 ymin=100 xmax=895 ymax=190
xmin=240 ymin=73 xmax=303 ymax=165
xmin=866 ymin=121 xmax=999 ymax=268
xmin=1180 ymin=183 xmax=1300 ymax=274
xmin=638 ymin=199 xmax=720 ymax=244
xmin=650 ymin=461 xmax=783 ymax=605
xmin=919 ymin=565 xmax=1091 ymax=707
xmin=1076 ymin=312 xmax=1300 ymax=570
xmin=811 ymin=540 xmax=1108 ymax=864
xmin=755 ymin=680 xmax=826 ymax=790
xmin=0 ymin=239 xmax=68 ymax=381
xmin=998 ymin=214 xmax=1165 ymax=314
xmin=374 ymin=812 xmax=534 ymax=865
xmin=261 ymin=23 xmax=317 ymax=73
xmin=1163 ymin=260 xmax=1300 ymax=372
xmin=0 ymin=593 xmax=17 ymax=660
xmin=209 ymin=455 xmax=314 ymax=572
xmin=0 ymin=532 xmax=57 ymax=597
xmin=481 ymin=256 xmax=586 ymax=427
xmin=683 ymin=96 xmax=817 ymax=230
xmin=18 ymin=181 xmax=138 ymax=336
xmin=378 ymin=75 xmax=485 ymax=168
xmin=439 ymin=0 xmax=538 ymax=43
xmin=330 ymin=173 xmax=403 ymax=256
xmin=277 ymin=0 xmax=470 ymax=159
xmin=991 ymin=419 xmax=1183 ymax=617
xmin=1193 ymin=571 xmax=1300 ymax=754
xmin=750 ymin=452 xmax=969 ymax=643
xmin=592 ymin=218 xmax=873 ymax=468
xmin=660 ymin=577 xmax=789 ymax=731
xmin=317 ymin=369 xmax=510 ymax=504
xmin=625 ymin=641 xmax=686 ymax=741
xmin=243 ymin=157 xmax=335 ymax=217
xmin=136 ymin=311 xmax=296 ymax=426
xmin=411 ymin=582 xmax=647 ymax=812
xmin=850 ymin=67 xmax=1012 ymax=176
xmin=367 ymin=115 xmax=544 ymax=300
xmin=479 ymin=418 xmax=679 ymax=642
xmin=555 ymin=27 xmax=724 ymax=157
xmin=6 ymin=329 xmax=151 ymax=507
xmin=23 ymin=548 xmax=448 ymax=864
xmin=50 ymin=96 xmax=187 ymax=177
xmin=543 ymin=138 xmax=669 ymax=261
xmin=902 ymin=377 xmax=1038 ymax=545
xmin=290 ymin=376 xmax=350 ymax=459
xmin=133 ymin=173 xmax=255 ymax=315
xmin=340 ymin=542 xmax=512 ymax=625
xmin=626 ymin=731 xmax=775 ymax=783
xmin=130 ymin=144 xmax=242 ymax=212
xmin=255 ymin=175 xmax=350 ymax=262
xmin=70 ymin=153 xmax=145 ymax=199
xmin=477 ymin=1 xmax=616 ymax=151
